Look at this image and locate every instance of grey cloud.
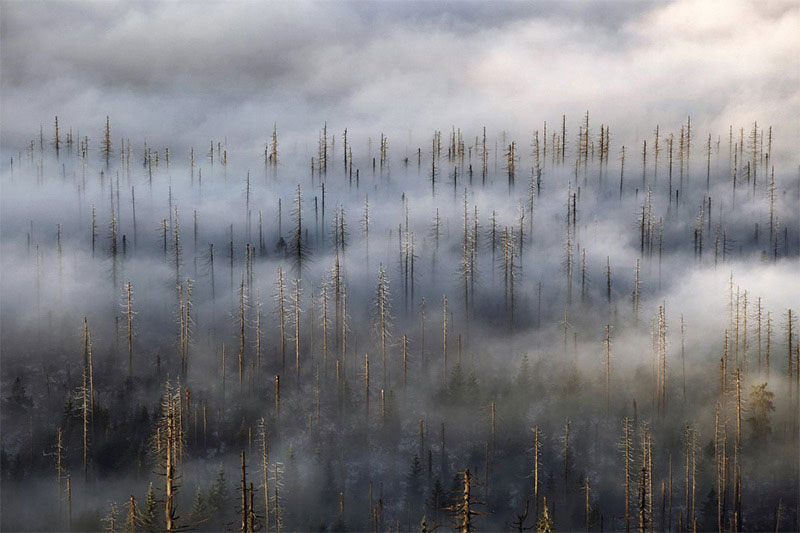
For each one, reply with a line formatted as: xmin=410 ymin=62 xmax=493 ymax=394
xmin=7 ymin=0 xmax=796 ymax=155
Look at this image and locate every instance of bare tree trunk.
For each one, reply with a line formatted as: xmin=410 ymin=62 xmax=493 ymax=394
xmin=126 ymin=282 xmax=133 ymax=374
xmin=605 ymin=325 xmax=611 ymax=414
xmin=624 ymin=417 xmax=631 ymax=533
xmin=241 ymin=450 xmax=248 ymax=533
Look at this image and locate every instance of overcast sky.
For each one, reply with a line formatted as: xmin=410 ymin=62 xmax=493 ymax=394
xmin=1 ymin=0 xmax=798 ymax=155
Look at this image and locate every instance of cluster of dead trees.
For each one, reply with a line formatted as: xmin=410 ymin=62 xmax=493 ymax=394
xmin=1 ymin=113 xmax=798 ymax=532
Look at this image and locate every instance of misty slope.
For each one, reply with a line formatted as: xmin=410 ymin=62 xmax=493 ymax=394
xmin=0 ymin=113 xmax=798 ymax=532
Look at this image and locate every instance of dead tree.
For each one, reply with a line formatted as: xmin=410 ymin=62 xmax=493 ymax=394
xmin=375 ymin=265 xmax=390 ymax=385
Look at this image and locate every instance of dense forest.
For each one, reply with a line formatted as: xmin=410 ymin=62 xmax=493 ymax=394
xmin=2 ymin=0 xmax=799 ymax=531
xmin=0 ymin=112 xmax=798 ymax=532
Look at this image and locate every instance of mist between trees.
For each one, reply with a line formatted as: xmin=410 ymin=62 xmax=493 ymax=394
xmin=1 ymin=114 xmax=798 ymax=532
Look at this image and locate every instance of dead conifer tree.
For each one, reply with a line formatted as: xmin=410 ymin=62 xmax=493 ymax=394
xmin=442 ymin=295 xmax=448 ymax=381
xmin=756 ymin=297 xmax=762 ymax=372
xmin=678 ymin=315 xmax=686 ymax=403
xmin=152 ymin=380 xmax=182 ymax=532
xmin=259 ymin=419 xmax=270 ymax=531
xmin=364 ymin=353 xmax=370 ymax=420
xmin=66 ymin=474 xmax=72 ymax=529
xmin=53 ymin=115 xmax=60 ymax=158
xmin=633 ymin=260 xmax=640 ymax=326
xmin=766 ymin=311 xmax=772 ymax=378
xmin=276 ymin=267 xmax=286 ymax=372
xmin=585 ymin=476 xmax=592 ymax=532
xmin=80 ymin=318 xmax=93 ymax=483
xmin=341 ymin=283 xmax=348 ymax=374
xmin=374 ymin=265 xmax=390 ymax=386
xmin=238 ymin=279 xmax=247 ymax=386
xmin=176 ymin=278 xmax=192 ymax=376
xmin=563 ymin=420 xmax=571 ymax=482
xmin=641 ymin=140 xmax=647 ymax=187
xmin=638 ymin=424 xmax=651 ymax=533
xmin=481 ymin=127 xmax=488 ymax=184
xmin=291 ymin=184 xmax=307 ymax=272
xmin=532 ymin=425 xmax=541 ymax=519
xmin=255 ymin=288 xmax=263 ymax=370
xmin=240 ymin=450 xmax=248 ymax=532
xmin=565 ymin=226 xmax=573 ymax=306
xmin=605 ymin=325 xmax=612 ymax=413
xmin=402 ymin=334 xmax=408 ymax=387
xmin=321 ymin=281 xmax=329 ymax=372
xmin=581 ymin=249 xmax=587 ymax=303
xmin=449 ymin=468 xmax=482 ymax=533
xmin=362 ymin=194 xmax=370 ymax=268
xmin=274 ymin=375 xmax=280 ymax=419
xmin=273 ymin=462 xmax=282 ymax=533
xmin=787 ymin=309 xmax=795 ymax=397
xmin=125 ymin=282 xmax=134 ymax=374
xmin=46 ymin=427 xmax=65 ymax=521
xmin=620 ymin=145 xmax=626 ymax=199
xmin=620 ymin=417 xmax=633 ymax=533
xmin=91 ymin=205 xmax=97 ymax=255
xmin=103 ymin=116 xmax=111 ymax=167
xmin=269 ymin=124 xmax=278 ymax=167
xmin=293 ymin=278 xmax=301 ymax=381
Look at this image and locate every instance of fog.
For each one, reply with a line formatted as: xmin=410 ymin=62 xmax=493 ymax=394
xmin=1 ymin=1 xmax=799 ymax=532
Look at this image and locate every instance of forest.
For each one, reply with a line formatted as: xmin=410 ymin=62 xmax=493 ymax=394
xmin=0 ymin=112 xmax=798 ymax=532
xmin=1 ymin=1 xmax=799 ymax=532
